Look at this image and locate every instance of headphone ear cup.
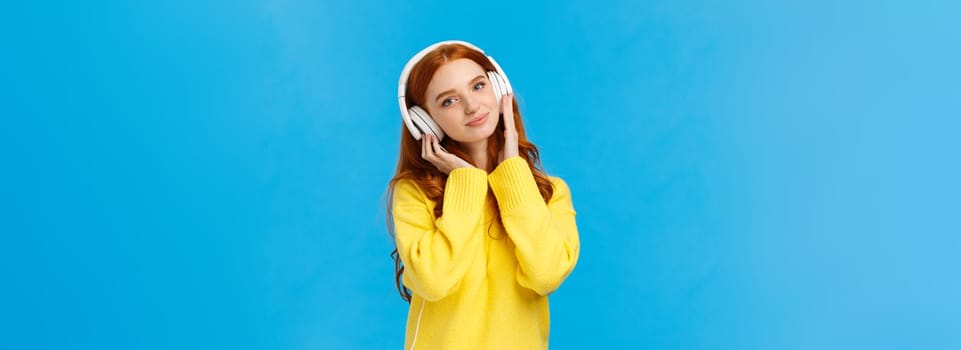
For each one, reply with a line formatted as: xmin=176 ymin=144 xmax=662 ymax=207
xmin=409 ymin=106 xmax=445 ymax=141
xmin=487 ymin=71 xmax=505 ymax=103
xmin=403 ymin=107 xmax=424 ymax=140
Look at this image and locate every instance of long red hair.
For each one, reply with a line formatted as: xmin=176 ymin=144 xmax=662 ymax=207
xmin=386 ymin=43 xmax=554 ymax=302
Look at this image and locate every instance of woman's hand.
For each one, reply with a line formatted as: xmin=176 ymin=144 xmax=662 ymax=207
xmin=498 ymin=93 xmax=519 ymax=164
xmin=421 ymin=134 xmax=474 ymax=174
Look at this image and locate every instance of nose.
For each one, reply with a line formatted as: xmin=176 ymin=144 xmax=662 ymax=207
xmin=462 ymin=94 xmax=479 ymax=115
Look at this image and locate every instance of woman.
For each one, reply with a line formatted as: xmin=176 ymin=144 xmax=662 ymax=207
xmin=387 ymin=40 xmax=580 ymax=349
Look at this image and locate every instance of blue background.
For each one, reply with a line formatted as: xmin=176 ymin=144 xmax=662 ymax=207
xmin=2 ymin=0 xmax=959 ymax=348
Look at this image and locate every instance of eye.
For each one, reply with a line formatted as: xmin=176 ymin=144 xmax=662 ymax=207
xmin=474 ymin=82 xmax=486 ymax=90
xmin=441 ymin=97 xmax=457 ymax=107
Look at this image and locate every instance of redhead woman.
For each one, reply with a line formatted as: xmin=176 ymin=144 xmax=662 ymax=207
xmin=387 ymin=40 xmax=580 ymax=349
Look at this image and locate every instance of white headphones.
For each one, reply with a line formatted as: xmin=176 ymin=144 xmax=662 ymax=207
xmin=397 ymin=40 xmax=513 ymax=142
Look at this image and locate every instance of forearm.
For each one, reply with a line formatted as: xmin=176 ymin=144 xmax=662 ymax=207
xmin=393 ymin=168 xmax=488 ymax=301
xmin=488 ymin=157 xmax=581 ymax=295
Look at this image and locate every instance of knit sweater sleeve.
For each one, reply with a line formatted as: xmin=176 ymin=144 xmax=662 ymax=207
xmin=487 ymin=156 xmax=581 ymax=296
xmin=392 ymin=168 xmax=488 ymax=301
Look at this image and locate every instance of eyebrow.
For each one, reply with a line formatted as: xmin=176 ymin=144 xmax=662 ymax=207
xmin=434 ymin=75 xmax=487 ymax=104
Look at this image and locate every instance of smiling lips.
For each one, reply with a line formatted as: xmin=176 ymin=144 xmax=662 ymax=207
xmin=466 ymin=112 xmax=489 ymax=127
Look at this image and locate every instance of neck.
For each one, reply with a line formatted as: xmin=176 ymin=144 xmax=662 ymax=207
xmin=463 ymin=139 xmax=490 ymax=172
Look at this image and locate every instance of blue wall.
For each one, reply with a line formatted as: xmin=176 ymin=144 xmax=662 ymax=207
xmin=3 ymin=0 xmax=959 ymax=348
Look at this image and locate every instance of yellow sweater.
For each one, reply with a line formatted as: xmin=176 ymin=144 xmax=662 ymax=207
xmin=392 ymin=156 xmax=580 ymax=349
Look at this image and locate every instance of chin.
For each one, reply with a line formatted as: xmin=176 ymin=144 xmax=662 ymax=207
xmin=450 ymin=133 xmax=489 ymax=144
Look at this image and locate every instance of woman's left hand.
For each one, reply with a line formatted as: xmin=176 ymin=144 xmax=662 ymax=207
xmin=498 ymin=93 xmax=518 ymax=164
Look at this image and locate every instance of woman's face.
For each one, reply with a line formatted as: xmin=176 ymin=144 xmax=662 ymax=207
xmin=423 ymin=58 xmax=499 ymax=144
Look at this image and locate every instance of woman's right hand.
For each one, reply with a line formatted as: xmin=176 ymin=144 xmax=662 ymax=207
xmin=421 ymin=134 xmax=474 ymax=174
